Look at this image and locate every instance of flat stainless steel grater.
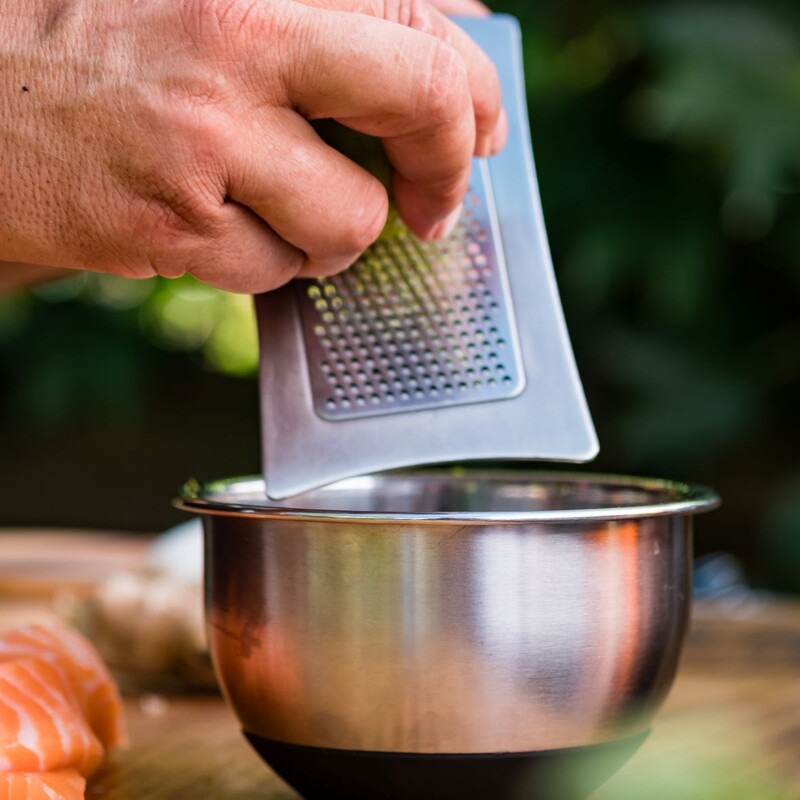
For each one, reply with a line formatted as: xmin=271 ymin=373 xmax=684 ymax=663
xmin=256 ymin=14 xmax=598 ymax=499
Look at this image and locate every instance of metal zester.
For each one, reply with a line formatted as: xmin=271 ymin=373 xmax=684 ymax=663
xmin=256 ymin=15 xmax=598 ymax=499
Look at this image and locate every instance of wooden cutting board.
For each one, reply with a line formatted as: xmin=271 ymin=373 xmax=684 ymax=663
xmin=0 ymin=529 xmax=152 ymax=599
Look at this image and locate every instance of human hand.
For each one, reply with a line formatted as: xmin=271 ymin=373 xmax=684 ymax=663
xmin=0 ymin=0 xmax=505 ymax=293
xmin=426 ymin=0 xmax=492 ymax=16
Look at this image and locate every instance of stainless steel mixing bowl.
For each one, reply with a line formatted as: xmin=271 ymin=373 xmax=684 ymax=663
xmin=177 ymin=471 xmax=718 ymax=800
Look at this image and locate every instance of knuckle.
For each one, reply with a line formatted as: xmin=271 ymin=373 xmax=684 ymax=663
xmin=188 ymin=226 xmax=304 ymax=294
xmin=261 ymin=257 xmax=304 ymax=291
xmin=336 ymin=193 xmax=389 ymax=255
xmin=417 ymin=40 xmax=470 ymax=126
xmin=118 ymin=109 xmax=230 ymax=255
xmin=178 ymin=0 xmax=225 ymax=43
xmin=131 ymin=191 xmax=223 ymax=279
xmin=436 ymin=173 xmax=471 ymax=207
xmin=302 ymin=185 xmax=387 ymax=261
xmin=420 ymin=169 xmax=470 ymax=211
xmin=384 ymin=0 xmax=435 ymax=33
xmin=348 ymin=199 xmax=387 ymax=254
xmin=178 ymin=0 xmax=287 ymax=49
xmin=166 ymin=71 xmax=232 ymax=114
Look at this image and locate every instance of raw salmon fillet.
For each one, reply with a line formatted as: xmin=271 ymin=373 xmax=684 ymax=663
xmin=0 ymin=659 xmax=102 ymax=777
xmin=0 ymin=768 xmax=85 ymax=800
xmin=0 ymin=625 xmax=127 ymax=749
xmin=0 ymin=624 xmax=127 ymax=799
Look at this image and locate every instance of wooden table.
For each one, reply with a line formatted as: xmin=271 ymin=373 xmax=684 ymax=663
xmin=1 ymin=531 xmax=799 ymax=798
xmin=80 ymin=603 xmax=800 ymax=799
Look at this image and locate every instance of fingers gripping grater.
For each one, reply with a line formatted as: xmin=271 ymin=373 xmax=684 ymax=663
xmin=256 ymin=15 xmax=598 ymax=499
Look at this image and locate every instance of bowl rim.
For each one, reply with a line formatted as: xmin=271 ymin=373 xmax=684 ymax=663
xmin=174 ymin=470 xmax=720 ymax=526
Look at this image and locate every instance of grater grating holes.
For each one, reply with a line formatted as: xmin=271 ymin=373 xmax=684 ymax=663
xmin=297 ymin=164 xmax=524 ymax=420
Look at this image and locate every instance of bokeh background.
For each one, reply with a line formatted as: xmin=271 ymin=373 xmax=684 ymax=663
xmin=1 ymin=0 xmax=798 ymax=592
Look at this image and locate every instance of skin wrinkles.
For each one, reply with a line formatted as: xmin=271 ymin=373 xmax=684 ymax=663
xmin=385 ymin=0 xmax=437 ymax=36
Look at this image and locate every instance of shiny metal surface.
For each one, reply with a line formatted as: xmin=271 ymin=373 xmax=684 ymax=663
xmin=296 ymin=159 xmax=525 ymax=420
xmin=180 ymin=472 xmax=718 ymax=755
xmin=256 ymin=15 xmax=598 ymax=500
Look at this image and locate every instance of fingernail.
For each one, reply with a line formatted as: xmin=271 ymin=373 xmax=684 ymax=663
xmin=431 ymin=203 xmax=463 ymax=240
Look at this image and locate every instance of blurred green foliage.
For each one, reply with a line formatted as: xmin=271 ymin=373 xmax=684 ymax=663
xmin=1 ymin=1 xmax=799 ymax=588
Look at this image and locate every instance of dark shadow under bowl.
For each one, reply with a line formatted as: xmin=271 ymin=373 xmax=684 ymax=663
xmin=246 ymin=731 xmax=649 ymax=800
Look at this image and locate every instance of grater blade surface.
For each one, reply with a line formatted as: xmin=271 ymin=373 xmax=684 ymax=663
xmin=257 ymin=14 xmax=598 ymax=500
xmin=296 ymin=159 xmax=524 ymax=421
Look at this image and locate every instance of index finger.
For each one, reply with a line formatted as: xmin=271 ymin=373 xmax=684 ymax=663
xmin=278 ymin=4 xmax=476 ymax=239
xmin=294 ymin=0 xmax=505 ymax=157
